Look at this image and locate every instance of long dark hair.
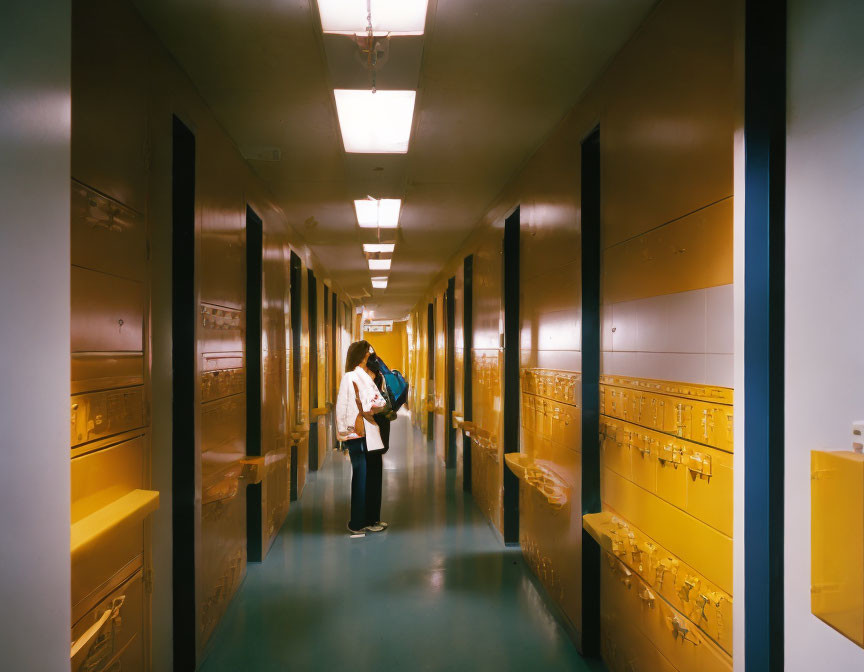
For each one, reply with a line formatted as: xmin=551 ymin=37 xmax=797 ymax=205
xmin=345 ymin=340 xmax=372 ymax=372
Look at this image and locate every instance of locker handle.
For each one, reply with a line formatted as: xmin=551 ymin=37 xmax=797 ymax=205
xmin=70 ymin=595 xmax=125 ymax=660
xmin=687 ymin=452 xmax=712 ymax=477
xmin=638 ymin=585 xmax=655 ymax=608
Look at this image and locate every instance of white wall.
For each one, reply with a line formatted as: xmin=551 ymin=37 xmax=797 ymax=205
xmin=601 ymin=285 xmax=734 ymax=387
xmin=785 ymin=0 xmax=864 ymax=667
xmin=0 ymin=1 xmax=71 ymax=669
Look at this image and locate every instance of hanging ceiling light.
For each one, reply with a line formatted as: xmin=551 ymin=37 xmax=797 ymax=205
xmin=363 ymin=243 xmax=396 ymax=253
xmin=334 ymin=89 xmax=415 ymax=153
xmin=369 ymin=258 xmax=391 ymax=271
xmin=318 ymin=0 xmax=428 ymax=36
xmin=355 ymin=198 xmax=401 ymax=228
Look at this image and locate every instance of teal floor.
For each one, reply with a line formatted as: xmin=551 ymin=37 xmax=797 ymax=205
xmin=200 ymin=412 xmax=601 ymax=672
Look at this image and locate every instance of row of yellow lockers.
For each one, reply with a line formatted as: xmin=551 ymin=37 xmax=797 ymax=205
xmin=601 ymin=381 xmax=734 ymax=453
xmin=596 ymin=376 xmax=734 ymax=672
xmin=601 ymin=416 xmax=733 ymax=536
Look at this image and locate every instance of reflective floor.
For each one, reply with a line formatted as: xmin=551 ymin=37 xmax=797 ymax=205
xmin=200 ymin=411 xmax=600 ymax=671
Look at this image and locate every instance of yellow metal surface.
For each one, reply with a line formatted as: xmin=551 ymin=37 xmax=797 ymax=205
xmin=71 ymin=490 xmax=159 ymax=558
xmin=602 ymin=469 xmax=732 ymax=595
xmin=516 ymin=367 xmax=583 ymax=634
xmin=601 ymin=416 xmax=733 ymax=536
xmin=70 ymin=177 xmax=154 ymax=666
xmin=603 ymin=198 xmax=733 ymax=305
xmin=585 ymin=511 xmax=733 ymax=655
xmin=601 ymin=550 xmax=732 ymax=672
xmin=811 ymin=450 xmax=864 ymax=648
xmin=71 ymin=569 xmax=144 ymax=672
xmin=471 ymin=351 xmax=503 ymax=532
xmin=600 ymin=374 xmax=733 ymax=405
xmin=601 ymin=379 xmax=734 ymax=454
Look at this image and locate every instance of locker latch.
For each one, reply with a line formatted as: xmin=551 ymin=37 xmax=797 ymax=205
xmin=678 ymin=575 xmax=700 ymax=602
xmin=687 ymin=452 xmax=712 ymax=477
xmin=658 ymin=444 xmax=683 ymax=466
xmin=636 ymin=435 xmax=653 ymax=458
xmin=667 ymin=614 xmax=698 ymax=645
xmin=638 ymin=585 xmax=656 ymax=608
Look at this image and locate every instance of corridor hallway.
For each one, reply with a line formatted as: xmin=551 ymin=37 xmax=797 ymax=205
xmin=200 ymin=410 xmax=597 ymax=672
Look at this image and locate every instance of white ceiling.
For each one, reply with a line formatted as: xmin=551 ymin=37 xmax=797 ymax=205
xmin=134 ymin=0 xmax=655 ymax=319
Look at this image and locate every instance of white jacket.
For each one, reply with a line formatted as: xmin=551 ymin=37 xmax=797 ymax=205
xmin=335 ymin=367 xmax=386 ymax=451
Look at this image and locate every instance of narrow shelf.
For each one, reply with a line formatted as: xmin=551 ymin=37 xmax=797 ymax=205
xmin=504 ymin=453 xmax=569 ymax=509
xmin=71 ymin=489 xmax=159 ymax=557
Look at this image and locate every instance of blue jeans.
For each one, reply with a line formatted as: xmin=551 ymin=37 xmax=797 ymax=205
xmin=346 ymin=438 xmax=383 ymax=530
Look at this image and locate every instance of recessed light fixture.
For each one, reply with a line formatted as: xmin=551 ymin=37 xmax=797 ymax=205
xmin=371 ymin=279 xmax=388 ymax=289
xmin=363 ymin=243 xmax=396 ymax=253
xmin=369 ymin=258 xmax=391 ymax=271
xmin=334 ymin=89 xmax=416 ymax=154
xmin=318 ymin=0 xmax=428 ymax=36
xmin=355 ymin=198 xmax=401 ymax=228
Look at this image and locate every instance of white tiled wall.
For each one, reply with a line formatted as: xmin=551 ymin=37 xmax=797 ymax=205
xmin=601 ymin=284 xmax=733 ymax=387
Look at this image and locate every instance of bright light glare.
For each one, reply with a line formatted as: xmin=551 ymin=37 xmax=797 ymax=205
xmin=369 ymin=259 xmax=391 ymax=270
xmin=363 ymin=243 xmax=396 ymax=253
xmin=371 ymin=279 xmax=388 ymax=289
xmin=318 ymin=0 xmax=428 ymax=35
xmin=335 ymin=90 xmax=415 ymax=153
xmin=354 ymin=198 xmax=401 ymax=228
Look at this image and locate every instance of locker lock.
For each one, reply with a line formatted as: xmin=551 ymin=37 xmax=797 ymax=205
xmin=679 ymin=575 xmax=700 ymax=602
xmin=658 ymin=444 xmax=682 ymax=466
xmin=667 ymin=614 xmax=698 ymax=645
xmin=697 ymin=591 xmax=723 ymax=620
xmin=638 ymin=585 xmax=656 ymax=608
xmin=687 ymin=452 xmax=712 ymax=477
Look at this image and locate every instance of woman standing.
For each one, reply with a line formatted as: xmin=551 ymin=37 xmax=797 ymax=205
xmin=336 ymin=340 xmax=388 ymax=534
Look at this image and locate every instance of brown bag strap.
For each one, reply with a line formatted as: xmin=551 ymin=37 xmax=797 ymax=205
xmin=352 ymin=380 xmax=366 ymax=437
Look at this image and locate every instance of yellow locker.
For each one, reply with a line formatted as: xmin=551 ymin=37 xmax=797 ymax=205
xmin=811 ymin=450 xmax=864 ymax=648
xmin=602 ymin=468 xmax=732 ymax=594
xmin=71 ymin=569 xmax=144 ymax=672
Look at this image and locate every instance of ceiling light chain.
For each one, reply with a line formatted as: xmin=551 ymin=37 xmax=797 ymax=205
xmin=367 ymin=0 xmax=377 ymax=92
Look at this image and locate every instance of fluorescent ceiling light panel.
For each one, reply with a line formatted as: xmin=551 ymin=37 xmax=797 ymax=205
xmin=335 ymin=90 xmax=415 ymax=153
xmin=371 ymin=279 xmax=388 ymax=289
xmin=370 ymin=276 xmax=389 ymax=282
xmin=354 ymin=198 xmax=401 ymax=228
xmin=369 ymin=258 xmax=391 ymax=271
xmin=363 ymin=243 xmax=396 ymax=253
xmin=318 ymin=0 xmax=428 ymax=35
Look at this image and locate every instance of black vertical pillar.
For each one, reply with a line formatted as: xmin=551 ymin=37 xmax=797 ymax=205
xmin=580 ymin=127 xmax=601 ymax=656
xmin=308 ymin=269 xmax=318 ymax=471
xmin=502 ymin=208 xmax=520 ymax=545
xmin=289 ymin=252 xmax=302 ymax=501
xmin=463 ymin=256 xmax=474 ymax=491
xmin=445 ymin=276 xmax=456 ymax=467
xmin=171 ymin=115 xmax=197 ymax=670
xmin=426 ymin=301 xmax=435 ymax=442
xmin=744 ymin=1 xmax=786 ymax=669
xmin=245 ymin=206 xmax=263 ymax=562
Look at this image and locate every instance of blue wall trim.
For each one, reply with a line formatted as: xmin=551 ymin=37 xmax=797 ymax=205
xmin=744 ymin=1 xmax=786 ymax=669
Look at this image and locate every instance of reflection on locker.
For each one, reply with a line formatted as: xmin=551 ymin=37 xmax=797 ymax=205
xmin=70 ymin=181 xmax=158 ymax=670
xmin=508 ymin=368 xmax=582 ymax=634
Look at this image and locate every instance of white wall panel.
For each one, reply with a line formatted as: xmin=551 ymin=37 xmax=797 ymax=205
xmin=0 ymin=2 xmax=71 ymax=669
xmin=784 ymin=0 xmax=864 ymax=668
